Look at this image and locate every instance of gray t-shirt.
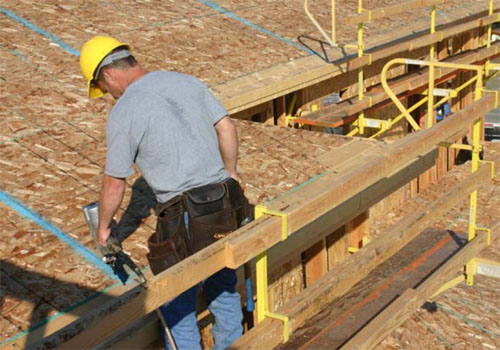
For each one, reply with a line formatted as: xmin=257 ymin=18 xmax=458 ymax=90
xmin=105 ymin=71 xmax=230 ymax=203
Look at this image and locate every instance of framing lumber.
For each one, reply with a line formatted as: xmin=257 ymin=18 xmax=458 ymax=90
xmin=340 ymin=221 xmax=499 ymax=350
xmin=55 ymin=94 xmax=497 ymax=349
xmin=295 ymin=43 xmax=500 ymax=127
xmin=345 ymin=0 xmax=446 ymax=26
xmin=230 ymin=165 xmax=492 ymax=350
xmin=218 ymin=11 xmax=499 ymax=114
xmin=225 ymin=94 xmax=498 ymax=269
xmin=265 ymin=147 xmax=437 ymax=270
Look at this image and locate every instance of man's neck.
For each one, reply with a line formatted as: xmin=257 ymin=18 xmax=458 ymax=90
xmin=126 ymin=66 xmax=149 ymax=87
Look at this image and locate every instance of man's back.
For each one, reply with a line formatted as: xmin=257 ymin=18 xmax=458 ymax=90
xmin=105 ymin=71 xmax=229 ymax=202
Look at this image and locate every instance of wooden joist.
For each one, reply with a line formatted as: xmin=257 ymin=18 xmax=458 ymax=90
xmin=54 ymin=92 xmax=498 ymax=349
xmin=295 ymin=43 xmax=500 ymax=128
xmin=231 ymin=165 xmax=492 ymax=350
xmin=340 ymin=220 xmax=499 ymax=350
xmin=345 ymin=0 xmax=446 ymax=26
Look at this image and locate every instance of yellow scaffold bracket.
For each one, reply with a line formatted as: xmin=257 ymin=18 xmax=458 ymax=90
xmin=438 ymin=142 xmax=482 ymax=153
xmin=431 ymin=274 xmax=465 ymax=298
xmin=479 ymin=160 xmax=495 ymax=180
xmin=254 ymin=205 xmax=290 ymax=343
xmin=364 ymin=95 xmax=373 ymax=107
xmin=483 ymin=89 xmax=499 ymax=109
xmin=285 ymin=116 xmax=304 ymax=129
xmin=348 ymin=247 xmax=359 ymax=253
xmin=466 ymin=257 xmax=477 ymax=286
xmin=366 ymin=53 xmax=373 ymax=65
xmin=365 ymin=9 xmax=372 ymax=22
xmin=476 ymin=226 xmax=492 ymax=246
xmin=255 ymin=204 xmax=288 ymax=241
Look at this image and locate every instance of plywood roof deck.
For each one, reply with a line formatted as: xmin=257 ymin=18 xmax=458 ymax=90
xmin=0 ymin=0 xmax=498 ymax=348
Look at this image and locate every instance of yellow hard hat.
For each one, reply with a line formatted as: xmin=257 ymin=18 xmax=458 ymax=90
xmin=79 ymin=36 xmax=131 ymax=98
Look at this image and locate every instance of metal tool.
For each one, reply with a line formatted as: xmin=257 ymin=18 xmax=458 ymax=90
xmin=82 ymin=201 xmax=146 ymax=285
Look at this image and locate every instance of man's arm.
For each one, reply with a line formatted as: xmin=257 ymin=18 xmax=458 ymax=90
xmin=215 ymin=116 xmax=239 ymax=181
xmin=97 ymin=174 xmax=126 ymax=246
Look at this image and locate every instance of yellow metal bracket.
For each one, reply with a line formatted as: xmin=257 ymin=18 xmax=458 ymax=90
xmin=483 ymin=89 xmax=499 ymax=109
xmin=466 ymin=258 xmax=477 ymax=286
xmin=285 ymin=116 xmax=304 ymax=128
xmin=254 ymin=205 xmax=290 ymax=342
xmin=431 ymin=274 xmax=465 ymax=298
xmin=479 ymin=160 xmax=495 ymax=180
xmin=438 ymin=142 xmax=482 ymax=153
xmin=255 ymin=204 xmax=288 ymax=241
xmin=476 ymin=226 xmax=491 ymax=246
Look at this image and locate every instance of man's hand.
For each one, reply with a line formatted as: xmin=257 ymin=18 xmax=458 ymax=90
xmin=229 ymin=172 xmax=240 ymax=182
xmin=97 ymin=226 xmax=111 ymax=246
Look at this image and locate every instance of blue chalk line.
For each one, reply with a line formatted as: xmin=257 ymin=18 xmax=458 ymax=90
xmin=0 ymin=8 xmax=80 ymax=56
xmin=0 ymin=191 xmax=113 ymax=276
xmin=198 ymin=0 xmax=314 ymax=55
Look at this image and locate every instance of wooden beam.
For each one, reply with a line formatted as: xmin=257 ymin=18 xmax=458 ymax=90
xmin=230 ymin=165 xmax=492 ymax=350
xmin=59 ymin=240 xmax=227 ymax=349
xmin=341 ymin=221 xmax=499 ymax=350
xmin=56 ymin=94 xmax=497 ymax=349
xmin=345 ymin=0 xmax=446 ymax=26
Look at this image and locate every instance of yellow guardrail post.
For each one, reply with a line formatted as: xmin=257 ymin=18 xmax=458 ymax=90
xmin=485 ymin=0 xmax=493 ymax=75
xmin=254 ymin=205 xmax=290 ymax=343
xmin=465 ymin=65 xmax=484 ymax=286
xmin=427 ymin=4 xmax=437 ymax=129
xmin=357 ymin=0 xmax=366 ymax=135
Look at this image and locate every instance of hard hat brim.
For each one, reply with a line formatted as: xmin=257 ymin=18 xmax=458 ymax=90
xmin=88 ymin=80 xmax=105 ymax=99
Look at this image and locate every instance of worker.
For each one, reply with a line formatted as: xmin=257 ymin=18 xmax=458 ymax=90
xmin=79 ymin=36 xmax=251 ymax=350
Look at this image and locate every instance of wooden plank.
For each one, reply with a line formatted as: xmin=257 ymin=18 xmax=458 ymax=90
xmin=345 ymin=0 xmax=446 ymax=26
xmin=317 ymin=139 xmax=379 ymax=169
xmin=58 ymin=240 xmax=227 ymax=349
xmin=229 ymin=165 xmax=491 ymax=350
xmin=341 ymin=221 xmax=498 ymax=350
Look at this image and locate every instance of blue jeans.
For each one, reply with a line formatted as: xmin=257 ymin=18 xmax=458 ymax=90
xmin=159 ymin=267 xmax=243 ymax=350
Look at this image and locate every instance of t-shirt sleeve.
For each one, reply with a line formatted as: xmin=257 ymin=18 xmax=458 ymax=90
xmin=202 ymin=83 xmax=228 ymax=124
xmin=104 ymin=112 xmax=137 ymax=178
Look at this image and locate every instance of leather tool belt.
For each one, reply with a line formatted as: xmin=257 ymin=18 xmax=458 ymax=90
xmin=147 ymin=178 xmax=253 ymax=275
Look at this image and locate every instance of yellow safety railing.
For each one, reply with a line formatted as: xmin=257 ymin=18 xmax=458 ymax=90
xmin=301 ymin=0 xmax=496 ymax=139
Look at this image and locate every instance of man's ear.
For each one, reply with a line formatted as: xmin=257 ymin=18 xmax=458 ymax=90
xmin=102 ymin=68 xmax=116 ymax=84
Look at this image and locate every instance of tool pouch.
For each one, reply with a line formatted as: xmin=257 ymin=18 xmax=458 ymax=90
xmin=184 ymin=180 xmax=238 ymax=253
xmin=147 ymin=196 xmax=189 ymax=275
xmin=184 ymin=178 xmax=256 ymax=253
